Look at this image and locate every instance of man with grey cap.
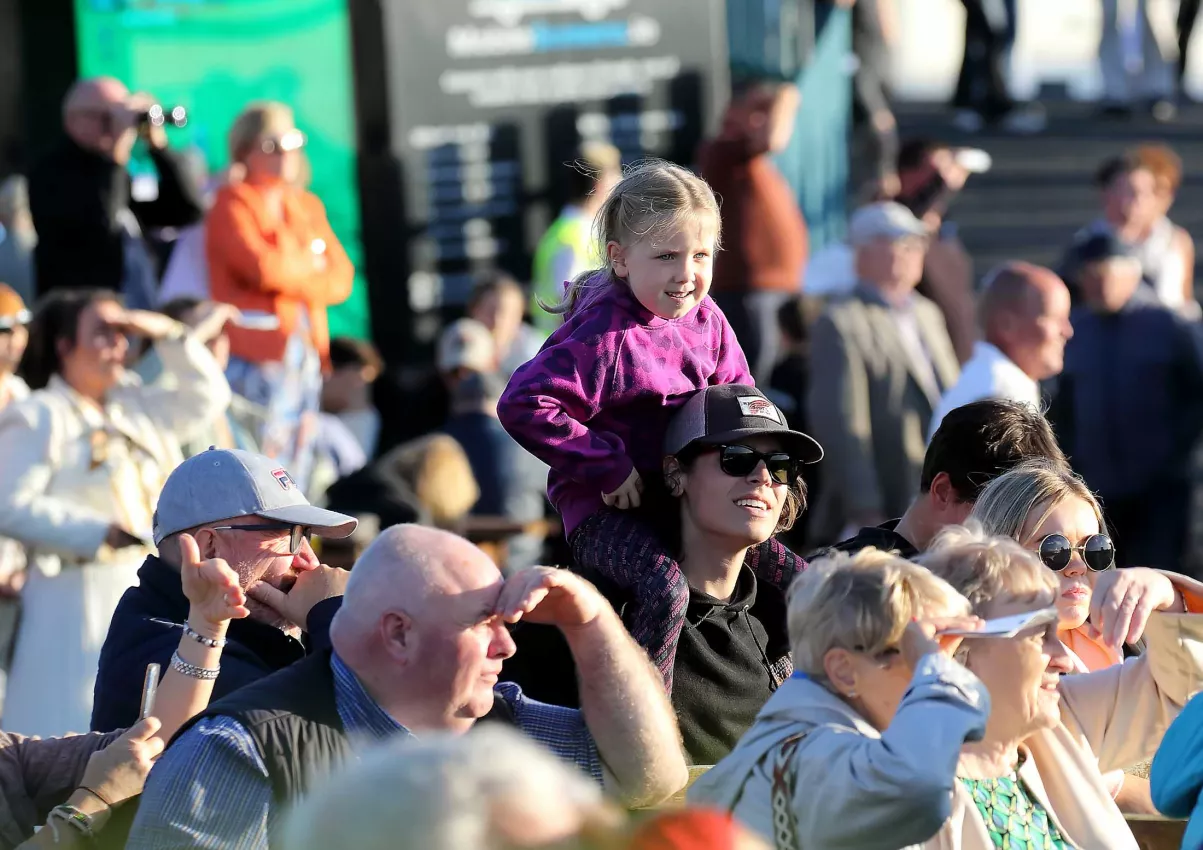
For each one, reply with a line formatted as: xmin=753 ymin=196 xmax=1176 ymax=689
xmin=807 ymin=201 xmax=960 ymax=546
xmin=90 ymin=448 xmax=357 ymax=731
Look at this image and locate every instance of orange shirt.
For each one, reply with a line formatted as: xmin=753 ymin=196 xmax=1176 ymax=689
xmin=1059 ymin=627 xmax=1123 ymax=673
xmin=1060 ymin=578 xmax=1203 ymax=673
xmin=205 ymin=177 xmax=354 ymax=367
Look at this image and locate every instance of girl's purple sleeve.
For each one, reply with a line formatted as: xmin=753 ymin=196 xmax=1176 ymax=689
xmin=713 ymin=310 xmax=756 ymax=386
xmin=497 ymin=325 xmax=635 ymax=494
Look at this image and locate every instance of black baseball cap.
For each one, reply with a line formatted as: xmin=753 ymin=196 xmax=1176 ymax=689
xmin=663 ymin=384 xmax=824 ymax=463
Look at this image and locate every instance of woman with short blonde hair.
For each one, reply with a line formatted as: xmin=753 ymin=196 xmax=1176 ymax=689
xmin=788 ymin=548 xmax=971 ymax=681
xmin=227 ymin=102 xmax=298 ymax=166
xmin=912 ymin=522 xmax=1203 ymax=849
xmin=691 ymin=547 xmax=990 ymax=849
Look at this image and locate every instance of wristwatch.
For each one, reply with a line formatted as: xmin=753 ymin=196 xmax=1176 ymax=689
xmin=48 ymin=803 xmax=99 ymax=841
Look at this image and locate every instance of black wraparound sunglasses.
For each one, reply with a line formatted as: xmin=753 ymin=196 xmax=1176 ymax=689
xmin=710 ymin=444 xmax=800 ymax=485
xmin=1036 ymin=532 xmax=1115 ymax=572
xmin=211 ymin=523 xmax=312 ymax=555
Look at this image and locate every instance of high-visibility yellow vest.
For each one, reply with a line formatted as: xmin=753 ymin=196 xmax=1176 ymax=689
xmin=530 ymin=209 xmax=598 ymax=334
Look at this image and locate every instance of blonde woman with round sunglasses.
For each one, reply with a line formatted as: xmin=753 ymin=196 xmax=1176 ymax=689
xmin=970 ymin=459 xmax=1203 ymax=813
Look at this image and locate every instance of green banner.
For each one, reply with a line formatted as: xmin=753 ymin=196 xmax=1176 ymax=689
xmin=74 ymin=0 xmax=369 ymax=340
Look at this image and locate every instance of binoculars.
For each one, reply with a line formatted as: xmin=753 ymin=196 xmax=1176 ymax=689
xmin=138 ymin=103 xmax=188 ymax=129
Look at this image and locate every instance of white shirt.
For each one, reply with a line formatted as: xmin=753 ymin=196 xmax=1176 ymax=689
xmin=927 ymin=341 xmax=1040 ymax=442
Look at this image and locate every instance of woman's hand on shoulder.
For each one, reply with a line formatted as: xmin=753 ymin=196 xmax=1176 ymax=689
xmin=79 ymin=717 xmax=165 ymax=808
xmin=1088 ymin=567 xmax=1181 ymax=649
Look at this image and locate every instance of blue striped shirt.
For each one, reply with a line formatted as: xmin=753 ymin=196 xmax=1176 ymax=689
xmin=126 ymin=653 xmax=602 ymax=849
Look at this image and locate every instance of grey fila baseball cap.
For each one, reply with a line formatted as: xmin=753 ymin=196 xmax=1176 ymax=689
xmin=152 ymin=448 xmax=358 ymax=545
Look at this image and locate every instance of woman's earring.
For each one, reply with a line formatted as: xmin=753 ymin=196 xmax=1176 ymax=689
xmin=846 ymin=690 xmax=858 ymax=699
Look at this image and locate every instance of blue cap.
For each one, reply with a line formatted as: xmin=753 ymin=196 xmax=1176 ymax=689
xmin=152 ymin=448 xmax=358 ymax=545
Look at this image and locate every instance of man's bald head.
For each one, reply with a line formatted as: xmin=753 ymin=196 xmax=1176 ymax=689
xmin=63 ymin=77 xmax=137 ymax=161
xmin=64 ymin=77 xmax=129 ymax=121
xmin=977 ymin=262 xmax=1073 ymax=381
xmin=339 ymin=524 xmax=500 ymax=634
xmin=978 ymin=263 xmax=1063 ymax=325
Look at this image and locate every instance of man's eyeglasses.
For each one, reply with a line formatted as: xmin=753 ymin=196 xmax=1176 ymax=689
xmin=1035 ymin=533 xmax=1115 ymax=572
xmin=210 ymin=523 xmax=312 ymax=555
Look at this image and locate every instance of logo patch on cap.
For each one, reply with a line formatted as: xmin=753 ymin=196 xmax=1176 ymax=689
xmin=737 ymin=396 xmax=781 ymax=423
xmin=271 ymin=468 xmax=295 ymax=491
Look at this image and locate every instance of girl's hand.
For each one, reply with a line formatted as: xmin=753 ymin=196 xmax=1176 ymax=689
xmin=602 ymin=469 xmax=643 ymax=510
xmin=178 ymin=533 xmax=250 ymax=636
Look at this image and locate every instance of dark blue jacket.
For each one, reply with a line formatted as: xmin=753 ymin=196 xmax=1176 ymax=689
xmin=1050 ymin=287 xmax=1203 ymax=500
xmin=90 ymin=555 xmax=341 ymax=732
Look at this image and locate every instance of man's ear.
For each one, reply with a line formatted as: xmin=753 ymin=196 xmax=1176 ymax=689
xmin=189 ymin=528 xmax=223 ymax=562
xmin=381 ymin=611 xmax=414 ymax=664
xmin=929 ymin=471 xmax=962 ymax=512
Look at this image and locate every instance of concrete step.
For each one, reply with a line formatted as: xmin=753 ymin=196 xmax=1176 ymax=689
xmin=892 ymin=100 xmax=1203 ymax=277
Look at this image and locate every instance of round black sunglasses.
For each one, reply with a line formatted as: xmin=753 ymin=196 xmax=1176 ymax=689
xmin=1036 ymin=533 xmax=1115 ymax=572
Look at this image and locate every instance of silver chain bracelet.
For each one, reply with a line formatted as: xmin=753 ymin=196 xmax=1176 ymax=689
xmin=171 ymin=650 xmax=220 ymax=680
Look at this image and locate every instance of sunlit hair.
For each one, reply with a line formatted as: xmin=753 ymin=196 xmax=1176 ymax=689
xmin=918 ymin=522 xmax=1058 ymax=619
xmin=1130 ymin=143 xmax=1183 ymax=196
xmin=788 ymin=548 xmax=970 ymax=686
xmin=382 ymin=434 xmax=480 ymax=529
xmin=280 ymin=726 xmax=611 ymax=850
xmin=228 ymin=101 xmax=296 ymax=164
xmin=543 ymin=159 xmax=721 ymax=317
xmin=968 ymin=459 xmax=1106 ymax=547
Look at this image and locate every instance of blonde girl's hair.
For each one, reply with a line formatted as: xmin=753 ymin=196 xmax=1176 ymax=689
xmin=788 ymin=547 xmax=971 ymax=686
xmin=542 ymin=159 xmax=722 ymax=316
xmin=228 ymin=101 xmax=296 ymax=165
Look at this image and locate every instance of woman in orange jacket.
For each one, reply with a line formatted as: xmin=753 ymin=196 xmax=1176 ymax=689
xmin=206 ymin=102 xmax=353 ymax=489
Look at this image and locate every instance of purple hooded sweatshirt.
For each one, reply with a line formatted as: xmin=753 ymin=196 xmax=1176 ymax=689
xmin=498 ymin=279 xmax=753 ymax=537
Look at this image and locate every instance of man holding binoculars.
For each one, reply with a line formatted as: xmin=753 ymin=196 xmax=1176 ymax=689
xmin=28 ymin=76 xmax=202 ymax=307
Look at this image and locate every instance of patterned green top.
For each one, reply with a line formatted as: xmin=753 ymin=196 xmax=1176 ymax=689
xmin=960 ymin=770 xmax=1071 ymax=850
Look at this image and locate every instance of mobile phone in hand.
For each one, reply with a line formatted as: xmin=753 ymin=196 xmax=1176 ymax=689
xmin=140 ymin=663 xmax=161 ymax=720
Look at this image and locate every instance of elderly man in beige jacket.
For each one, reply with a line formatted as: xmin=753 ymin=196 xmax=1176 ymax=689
xmin=807 ymin=202 xmax=960 ymax=546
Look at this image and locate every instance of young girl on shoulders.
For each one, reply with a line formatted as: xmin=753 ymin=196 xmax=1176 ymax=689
xmin=498 ymin=160 xmax=818 ymax=690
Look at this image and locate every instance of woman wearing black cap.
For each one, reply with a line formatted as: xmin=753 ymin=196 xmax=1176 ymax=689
xmin=503 ymin=385 xmax=823 ymax=765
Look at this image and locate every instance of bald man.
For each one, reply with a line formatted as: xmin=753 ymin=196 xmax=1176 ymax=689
xmin=928 ymin=262 xmax=1072 ymax=439
xmin=28 ymin=76 xmax=202 ymax=303
xmin=128 ymin=525 xmax=688 ymax=850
